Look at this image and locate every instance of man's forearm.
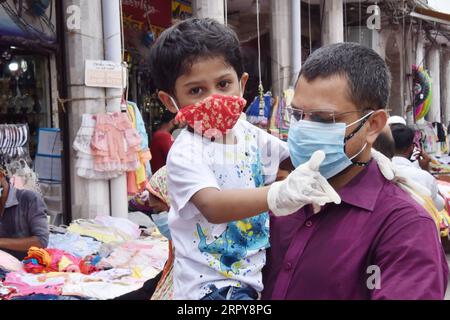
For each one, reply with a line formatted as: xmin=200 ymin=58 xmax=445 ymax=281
xmin=0 ymin=236 xmax=44 ymax=252
xmin=192 ymin=187 xmax=270 ymax=224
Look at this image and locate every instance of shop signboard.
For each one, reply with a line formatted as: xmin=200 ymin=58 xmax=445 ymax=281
xmin=0 ymin=0 xmax=57 ymax=46
xmin=172 ymin=0 xmax=192 ymax=23
xmin=122 ymin=0 xmax=172 ymax=66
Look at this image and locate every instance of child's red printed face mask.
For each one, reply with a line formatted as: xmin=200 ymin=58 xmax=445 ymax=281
xmin=175 ymin=95 xmax=246 ymax=138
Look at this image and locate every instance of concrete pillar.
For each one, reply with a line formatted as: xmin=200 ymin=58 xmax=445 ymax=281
xmin=374 ymin=29 xmax=390 ymax=60
xmin=321 ymin=0 xmax=344 ymax=46
xmin=395 ymin=31 xmax=405 ymax=118
xmin=193 ymin=0 xmax=225 ymax=24
xmin=442 ymin=53 xmax=450 ymax=125
xmin=102 ymin=0 xmax=128 ymax=219
xmin=426 ymin=47 xmax=441 ymax=123
xmin=291 ymin=0 xmax=301 ymax=86
xmin=270 ymin=0 xmax=291 ymax=97
xmin=404 ymin=30 xmax=415 ymax=125
xmin=63 ymin=0 xmax=110 ymax=219
xmin=416 ymin=32 xmax=426 ymax=67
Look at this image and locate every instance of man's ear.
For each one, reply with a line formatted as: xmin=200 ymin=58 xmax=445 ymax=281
xmin=158 ymin=91 xmax=178 ymax=113
xmin=366 ymin=110 xmax=388 ymax=145
xmin=240 ymin=72 xmax=249 ymax=95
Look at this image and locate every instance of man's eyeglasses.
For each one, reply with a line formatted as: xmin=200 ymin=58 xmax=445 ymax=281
xmin=285 ymin=106 xmax=375 ymax=124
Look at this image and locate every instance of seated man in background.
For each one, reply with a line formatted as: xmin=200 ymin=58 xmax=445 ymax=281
xmin=391 ymin=124 xmax=445 ymax=211
xmin=0 ymin=167 xmax=49 ymax=260
xmin=373 ymin=124 xmax=395 ymax=160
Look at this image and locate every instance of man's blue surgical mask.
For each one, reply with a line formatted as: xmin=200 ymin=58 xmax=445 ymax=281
xmin=288 ymin=111 xmax=374 ymax=179
xmin=151 ymin=211 xmax=171 ymax=240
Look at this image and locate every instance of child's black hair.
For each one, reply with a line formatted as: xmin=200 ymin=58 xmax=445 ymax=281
xmin=149 ymin=18 xmax=244 ymax=95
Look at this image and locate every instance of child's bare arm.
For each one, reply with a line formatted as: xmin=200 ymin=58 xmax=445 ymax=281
xmin=191 ymin=187 xmax=270 ymax=224
xmin=191 ymin=151 xmax=341 ymax=223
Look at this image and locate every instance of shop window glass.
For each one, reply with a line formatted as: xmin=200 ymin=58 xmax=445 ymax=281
xmin=0 ymin=53 xmax=51 ymax=159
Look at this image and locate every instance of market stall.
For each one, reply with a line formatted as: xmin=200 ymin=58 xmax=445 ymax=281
xmin=0 ymin=216 xmax=168 ymax=300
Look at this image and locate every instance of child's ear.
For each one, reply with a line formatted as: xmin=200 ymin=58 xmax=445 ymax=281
xmin=158 ymin=91 xmax=179 ymax=113
xmin=240 ymin=72 xmax=249 ymax=94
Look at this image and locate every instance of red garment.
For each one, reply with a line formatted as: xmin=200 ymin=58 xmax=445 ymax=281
xmin=150 ymin=130 xmax=174 ymax=172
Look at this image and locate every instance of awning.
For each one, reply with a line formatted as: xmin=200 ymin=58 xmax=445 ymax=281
xmin=411 ymin=6 xmax=450 ymax=26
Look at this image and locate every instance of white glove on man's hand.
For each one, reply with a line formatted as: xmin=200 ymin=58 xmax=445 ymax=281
xmin=268 ymin=150 xmax=341 ymax=217
xmin=371 ymin=148 xmax=431 ymax=197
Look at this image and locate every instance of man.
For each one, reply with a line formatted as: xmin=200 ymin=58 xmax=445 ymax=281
xmin=391 ymin=124 xmax=445 ymax=211
xmin=0 ymin=167 xmax=49 ymax=260
xmin=262 ymin=43 xmax=448 ymax=300
xmin=373 ymin=124 xmax=395 ymax=159
xmin=150 ymin=110 xmax=176 ymax=172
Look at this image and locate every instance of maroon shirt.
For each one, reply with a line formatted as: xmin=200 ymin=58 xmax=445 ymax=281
xmin=263 ymin=161 xmax=448 ymax=300
xmin=150 ymin=130 xmax=174 ymax=172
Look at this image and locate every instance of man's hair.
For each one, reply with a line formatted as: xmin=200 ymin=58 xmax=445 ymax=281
xmin=149 ymin=18 xmax=244 ymax=94
xmin=298 ymin=42 xmax=391 ymax=111
xmin=391 ymin=124 xmax=415 ymax=152
xmin=373 ymin=130 xmax=395 ymax=159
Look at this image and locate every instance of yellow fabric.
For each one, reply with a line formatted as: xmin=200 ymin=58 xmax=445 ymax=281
xmin=67 ymin=223 xmax=124 ymax=244
xmin=26 ymin=247 xmax=52 ymax=267
xmin=127 ymin=104 xmax=149 ymax=192
xmin=127 ymin=105 xmax=137 ymax=129
xmin=421 ymin=195 xmax=442 ymax=234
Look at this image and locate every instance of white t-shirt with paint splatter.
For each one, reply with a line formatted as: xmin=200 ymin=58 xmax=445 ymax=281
xmin=167 ymin=119 xmax=289 ymax=300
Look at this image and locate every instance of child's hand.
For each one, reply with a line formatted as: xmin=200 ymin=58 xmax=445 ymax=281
xmin=267 ymin=150 xmax=341 ymax=216
xmin=148 ymin=193 xmax=170 ymax=213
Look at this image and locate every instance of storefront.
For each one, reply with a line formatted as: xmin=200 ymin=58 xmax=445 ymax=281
xmin=0 ymin=0 xmax=59 ymax=155
xmin=122 ymin=0 xmax=192 ymax=137
xmin=0 ymin=0 xmax=65 ymax=224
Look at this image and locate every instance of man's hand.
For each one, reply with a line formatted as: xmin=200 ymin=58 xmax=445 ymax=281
xmin=0 ymin=236 xmax=44 ymax=252
xmin=418 ymin=150 xmax=432 ymax=171
xmin=268 ymin=150 xmax=341 ymax=217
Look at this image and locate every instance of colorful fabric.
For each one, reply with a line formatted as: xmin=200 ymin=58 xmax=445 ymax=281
xmin=23 ymin=247 xmax=82 ymax=274
xmin=100 ymin=238 xmax=169 ymax=279
xmin=175 ymin=95 xmax=246 ymax=138
xmin=67 ymin=216 xmax=141 ymax=244
xmin=48 ymin=232 xmax=102 ymax=258
xmin=147 ymin=166 xmax=170 ymax=205
xmin=91 ymin=112 xmax=141 ymax=173
xmin=3 ymin=272 xmax=65 ymax=298
xmin=151 ymin=241 xmax=174 ymax=300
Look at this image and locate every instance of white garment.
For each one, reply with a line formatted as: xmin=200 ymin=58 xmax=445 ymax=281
xmin=392 ymin=156 xmax=445 ymax=210
xmin=167 ymin=119 xmax=289 ymax=300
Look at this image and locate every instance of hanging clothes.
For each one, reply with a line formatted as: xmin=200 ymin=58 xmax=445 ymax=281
xmin=0 ymin=124 xmax=31 ymax=165
xmin=245 ymin=92 xmax=273 ymax=128
xmin=91 ymin=112 xmax=142 ymax=173
xmin=73 ymin=114 xmax=121 ymax=180
xmin=126 ymin=102 xmax=152 ymax=195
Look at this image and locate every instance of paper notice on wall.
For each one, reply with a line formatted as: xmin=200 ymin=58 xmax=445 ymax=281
xmin=85 ymin=60 xmax=127 ymax=89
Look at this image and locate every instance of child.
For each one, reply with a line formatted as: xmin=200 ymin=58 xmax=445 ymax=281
xmin=149 ymin=18 xmax=340 ymax=300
